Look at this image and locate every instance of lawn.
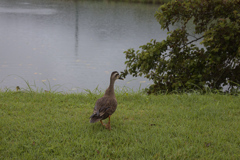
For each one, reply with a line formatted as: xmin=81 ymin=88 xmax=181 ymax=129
xmin=0 ymin=90 xmax=240 ymax=159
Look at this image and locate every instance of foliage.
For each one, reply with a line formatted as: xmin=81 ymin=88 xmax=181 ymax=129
xmin=1 ymin=90 xmax=240 ymax=159
xmin=121 ymin=0 xmax=240 ymax=94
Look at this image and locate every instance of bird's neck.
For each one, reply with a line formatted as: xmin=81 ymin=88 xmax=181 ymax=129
xmin=104 ymin=78 xmax=115 ymax=97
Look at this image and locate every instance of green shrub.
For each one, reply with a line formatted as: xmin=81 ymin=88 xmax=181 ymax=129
xmin=121 ymin=0 xmax=240 ymax=94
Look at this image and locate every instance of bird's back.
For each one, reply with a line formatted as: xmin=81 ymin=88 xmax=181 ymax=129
xmin=90 ymin=96 xmax=117 ymax=123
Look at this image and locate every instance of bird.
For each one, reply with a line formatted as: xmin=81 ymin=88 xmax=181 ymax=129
xmin=16 ymin=86 xmax=20 ymax=91
xmin=90 ymin=71 xmax=124 ymax=130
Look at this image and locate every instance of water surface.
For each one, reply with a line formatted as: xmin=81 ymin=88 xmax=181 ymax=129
xmin=0 ymin=0 xmax=166 ymax=92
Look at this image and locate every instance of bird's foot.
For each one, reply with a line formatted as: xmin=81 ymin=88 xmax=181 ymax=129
xmin=100 ymin=120 xmax=111 ymax=130
xmin=105 ymin=123 xmax=111 ymax=130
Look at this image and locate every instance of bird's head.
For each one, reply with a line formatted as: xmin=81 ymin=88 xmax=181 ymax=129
xmin=111 ymin=71 xmax=124 ymax=81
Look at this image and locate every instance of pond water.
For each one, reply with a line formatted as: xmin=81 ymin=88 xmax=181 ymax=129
xmin=0 ymin=0 xmax=167 ymax=92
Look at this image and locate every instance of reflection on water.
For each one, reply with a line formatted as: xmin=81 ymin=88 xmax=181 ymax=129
xmin=0 ymin=0 xmax=165 ymax=92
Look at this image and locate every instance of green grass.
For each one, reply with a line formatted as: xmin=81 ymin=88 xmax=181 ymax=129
xmin=0 ymin=90 xmax=240 ymax=159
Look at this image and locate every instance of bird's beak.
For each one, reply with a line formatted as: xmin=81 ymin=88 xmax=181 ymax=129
xmin=118 ymin=77 xmax=124 ymax=80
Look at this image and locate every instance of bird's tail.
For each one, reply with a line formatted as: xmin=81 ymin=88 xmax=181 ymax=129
xmin=89 ymin=114 xmax=101 ymax=123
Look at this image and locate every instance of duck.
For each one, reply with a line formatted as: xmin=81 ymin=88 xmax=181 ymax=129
xmin=16 ymin=86 xmax=20 ymax=91
xmin=90 ymin=71 xmax=124 ymax=130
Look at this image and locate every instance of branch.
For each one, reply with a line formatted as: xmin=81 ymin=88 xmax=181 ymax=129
xmin=185 ymin=35 xmax=204 ymax=46
xmin=178 ymin=35 xmax=205 ymax=50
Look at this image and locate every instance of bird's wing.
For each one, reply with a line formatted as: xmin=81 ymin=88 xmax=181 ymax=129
xmin=93 ymin=97 xmax=116 ymax=116
xmin=97 ymin=107 xmax=110 ymax=116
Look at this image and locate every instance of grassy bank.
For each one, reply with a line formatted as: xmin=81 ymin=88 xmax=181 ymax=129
xmin=0 ymin=90 xmax=240 ymax=159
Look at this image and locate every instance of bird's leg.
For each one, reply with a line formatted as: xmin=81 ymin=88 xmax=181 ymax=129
xmin=100 ymin=120 xmax=106 ymax=127
xmin=106 ymin=116 xmax=111 ymax=130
